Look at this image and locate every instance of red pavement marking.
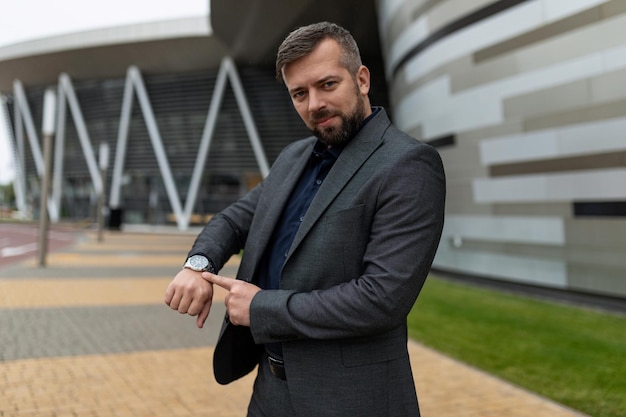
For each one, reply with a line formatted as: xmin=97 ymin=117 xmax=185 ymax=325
xmin=0 ymin=223 xmax=78 ymax=268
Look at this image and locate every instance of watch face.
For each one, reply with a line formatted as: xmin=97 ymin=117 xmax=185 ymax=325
xmin=188 ymin=255 xmax=208 ymax=271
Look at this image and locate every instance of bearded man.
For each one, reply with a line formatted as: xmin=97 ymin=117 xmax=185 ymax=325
xmin=165 ymin=21 xmax=446 ymax=417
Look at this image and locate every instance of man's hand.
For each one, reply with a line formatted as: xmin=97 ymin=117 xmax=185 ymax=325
xmin=164 ymin=268 xmax=214 ymax=328
xmin=202 ymin=272 xmax=261 ymax=327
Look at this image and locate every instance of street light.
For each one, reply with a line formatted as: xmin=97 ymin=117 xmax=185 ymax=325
xmin=97 ymin=142 xmax=109 ymax=242
xmin=38 ymin=88 xmax=56 ymax=267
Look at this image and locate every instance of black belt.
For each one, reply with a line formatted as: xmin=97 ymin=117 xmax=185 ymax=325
xmin=267 ymin=353 xmax=287 ymax=380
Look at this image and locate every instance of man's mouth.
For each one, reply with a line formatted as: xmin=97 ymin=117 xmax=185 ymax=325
xmin=312 ymin=114 xmax=336 ymax=128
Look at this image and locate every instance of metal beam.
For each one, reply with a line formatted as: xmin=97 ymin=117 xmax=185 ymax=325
xmin=1 ymin=95 xmax=26 ymax=215
xmin=183 ymin=56 xmax=270 ymax=226
xmin=13 ymin=57 xmax=269 ymax=230
xmin=11 ymin=81 xmax=58 ymax=221
xmin=111 ymin=58 xmax=269 ymax=230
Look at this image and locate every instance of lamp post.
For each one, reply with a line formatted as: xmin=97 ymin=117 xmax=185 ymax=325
xmin=97 ymin=142 xmax=109 ymax=242
xmin=38 ymin=88 xmax=56 ymax=267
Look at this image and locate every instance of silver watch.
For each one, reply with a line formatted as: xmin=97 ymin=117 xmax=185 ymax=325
xmin=183 ymin=254 xmax=211 ymax=272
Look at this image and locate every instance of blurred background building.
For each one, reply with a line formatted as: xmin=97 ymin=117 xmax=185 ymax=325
xmin=1 ymin=0 xmax=625 ymax=299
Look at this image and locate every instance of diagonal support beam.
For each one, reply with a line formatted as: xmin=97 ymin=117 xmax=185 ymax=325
xmin=111 ymin=57 xmax=269 ymax=230
xmin=11 ymin=81 xmax=59 ymax=221
xmin=110 ymin=66 xmax=185 ymax=229
xmin=183 ymin=57 xmax=270 ymax=226
xmin=12 ymin=56 xmax=269 ymax=230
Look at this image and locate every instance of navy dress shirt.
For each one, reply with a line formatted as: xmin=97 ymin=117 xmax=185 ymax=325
xmin=257 ymin=141 xmax=341 ymax=291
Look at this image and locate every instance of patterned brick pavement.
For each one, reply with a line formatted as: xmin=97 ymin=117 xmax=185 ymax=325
xmin=0 ymin=227 xmax=589 ymax=416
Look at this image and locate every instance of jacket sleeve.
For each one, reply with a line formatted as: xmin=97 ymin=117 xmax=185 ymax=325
xmin=187 ymin=182 xmax=262 ymax=271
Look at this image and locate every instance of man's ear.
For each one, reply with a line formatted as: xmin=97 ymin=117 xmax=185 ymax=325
xmin=356 ymin=65 xmax=371 ymax=95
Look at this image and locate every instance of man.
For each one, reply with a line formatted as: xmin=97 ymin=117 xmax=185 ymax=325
xmin=165 ymin=22 xmax=445 ymax=416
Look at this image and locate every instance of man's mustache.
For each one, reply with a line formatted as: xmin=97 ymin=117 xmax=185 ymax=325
xmin=310 ymin=110 xmax=338 ymax=123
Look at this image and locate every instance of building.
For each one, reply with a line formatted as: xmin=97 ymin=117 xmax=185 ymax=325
xmin=1 ymin=0 xmax=625 ymax=298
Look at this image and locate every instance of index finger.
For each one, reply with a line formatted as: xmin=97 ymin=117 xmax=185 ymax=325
xmin=202 ymin=272 xmax=235 ymax=290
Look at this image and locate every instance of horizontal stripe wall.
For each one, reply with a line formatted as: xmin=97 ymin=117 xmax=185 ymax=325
xmin=378 ymin=0 xmax=626 ymax=297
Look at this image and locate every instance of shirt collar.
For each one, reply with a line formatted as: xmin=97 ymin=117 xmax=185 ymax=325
xmin=361 ymin=106 xmax=382 ymax=129
xmin=312 ymin=140 xmax=342 ymax=160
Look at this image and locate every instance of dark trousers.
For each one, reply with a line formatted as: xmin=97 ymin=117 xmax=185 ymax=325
xmin=247 ymin=353 xmax=296 ymax=417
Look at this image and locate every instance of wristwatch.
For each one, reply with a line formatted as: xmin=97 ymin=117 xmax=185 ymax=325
xmin=183 ymin=254 xmax=214 ymax=272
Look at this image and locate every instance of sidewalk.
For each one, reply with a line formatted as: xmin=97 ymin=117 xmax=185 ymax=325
xmin=0 ymin=228 xmax=589 ymax=417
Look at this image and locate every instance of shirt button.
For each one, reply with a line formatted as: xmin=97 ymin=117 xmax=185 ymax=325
xmin=300 ymin=216 xmax=304 ymax=222
xmin=316 ymin=179 xmax=322 ymax=185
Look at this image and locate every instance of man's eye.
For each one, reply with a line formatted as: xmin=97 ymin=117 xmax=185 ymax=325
xmin=324 ymin=81 xmax=336 ymax=88
xmin=293 ymin=91 xmax=306 ymax=99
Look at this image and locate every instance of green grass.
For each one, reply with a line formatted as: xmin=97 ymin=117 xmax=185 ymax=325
xmin=408 ymin=275 xmax=626 ymax=417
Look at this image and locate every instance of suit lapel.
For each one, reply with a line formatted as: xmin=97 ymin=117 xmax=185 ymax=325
xmin=262 ymin=147 xmax=310 ymax=234
xmin=287 ymin=110 xmax=390 ymax=258
xmin=243 ymin=141 xmax=313 ymax=280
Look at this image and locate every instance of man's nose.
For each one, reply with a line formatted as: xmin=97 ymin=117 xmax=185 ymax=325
xmin=307 ymin=90 xmax=325 ymax=112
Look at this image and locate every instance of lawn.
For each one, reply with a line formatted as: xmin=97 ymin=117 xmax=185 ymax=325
xmin=408 ymin=274 xmax=626 ymax=417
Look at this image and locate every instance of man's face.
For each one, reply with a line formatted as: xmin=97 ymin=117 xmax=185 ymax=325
xmin=282 ymin=38 xmax=372 ymax=147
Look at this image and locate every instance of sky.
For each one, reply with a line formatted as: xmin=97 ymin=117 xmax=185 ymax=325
xmin=0 ymin=0 xmax=209 ymax=185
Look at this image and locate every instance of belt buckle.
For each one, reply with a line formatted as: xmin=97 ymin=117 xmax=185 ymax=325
xmin=267 ymin=355 xmax=287 ymax=380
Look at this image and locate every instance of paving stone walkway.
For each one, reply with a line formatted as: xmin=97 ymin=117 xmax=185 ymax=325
xmin=0 ymin=227 xmax=589 ymax=416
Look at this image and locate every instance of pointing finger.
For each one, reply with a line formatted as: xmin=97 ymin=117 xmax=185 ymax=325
xmin=202 ymin=272 xmax=235 ymax=290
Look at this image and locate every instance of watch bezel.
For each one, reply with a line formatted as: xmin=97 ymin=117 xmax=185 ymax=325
xmin=184 ymin=254 xmax=209 ymax=271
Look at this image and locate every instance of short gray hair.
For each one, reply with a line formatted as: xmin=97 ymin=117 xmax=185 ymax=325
xmin=275 ymin=22 xmax=362 ymax=83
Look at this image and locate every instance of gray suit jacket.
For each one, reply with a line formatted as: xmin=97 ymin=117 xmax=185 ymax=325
xmin=189 ymin=109 xmax=445 ymax=416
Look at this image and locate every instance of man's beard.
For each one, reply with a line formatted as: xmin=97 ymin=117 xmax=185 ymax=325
xmin=308 ymin=95 xmax=367 ymax=147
